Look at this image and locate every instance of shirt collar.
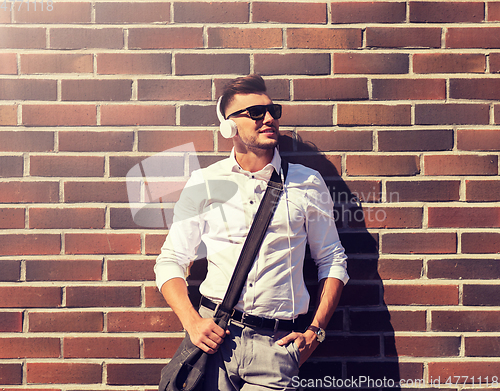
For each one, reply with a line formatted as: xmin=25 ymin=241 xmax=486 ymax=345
xmin=229 ymin=148 xmax=281 ymax=177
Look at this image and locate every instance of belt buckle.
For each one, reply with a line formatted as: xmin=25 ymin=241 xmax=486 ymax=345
xmin=274 ymin=319 xmax=279 ymax=333
xmin=240 ymin=312 xmax=248 ymax=324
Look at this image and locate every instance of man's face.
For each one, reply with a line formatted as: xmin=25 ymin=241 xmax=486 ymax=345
xmin=225 ymin=93 xmax=279 ymax=152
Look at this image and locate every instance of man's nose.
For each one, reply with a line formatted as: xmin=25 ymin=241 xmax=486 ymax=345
xmin=263 ymin=109 xmax=275 ymax=124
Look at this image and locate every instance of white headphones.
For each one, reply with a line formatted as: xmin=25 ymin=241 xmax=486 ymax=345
xmin=216 ymin=97 xmax=238 ymax=139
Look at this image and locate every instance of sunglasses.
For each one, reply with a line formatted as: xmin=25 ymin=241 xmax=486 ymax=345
xmin=226 ymin=104 xmax=282 ymax=121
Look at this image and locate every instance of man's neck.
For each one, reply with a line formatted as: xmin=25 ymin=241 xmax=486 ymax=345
xmin=234 ymin=148 xmax=274 ymax=173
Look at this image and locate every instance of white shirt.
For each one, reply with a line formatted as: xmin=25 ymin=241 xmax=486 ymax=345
xmin=154 ymin=149 xmax=349 ymax=320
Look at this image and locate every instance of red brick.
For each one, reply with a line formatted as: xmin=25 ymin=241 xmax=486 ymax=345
xmin=66 ymin=286 xmax=140 ymax=308
xmin=26 ymin=260 xmax=103 ymax=281
xmin=464 ymin=284 xmax=500 ymax=306
xmin=416 ymin=104 xmax=489 ymax=125
xmin=366 ymin=310 xmax=427 ymax=332
xmin=0 ymin=234 xmax=60 ymax=256
xmin=492 ymin=53 xmax=500 ymax=73
xmin=64 ymin=181 xmax=128 ymax=203
xmin=107 ymin=363 xmax=164 ymax=386
xmin=0 ymin=312 xmax=23 ymax=332
xmin=377 ymin=259 xmax=423 ymax=280
xmin=0 ymin=27 xmax=46 ymax=49
xmin=0 ymin=53 xmax=17 ymax=74
xmin=465 ymin=337 xmax=500 ymax=357
xmin=144 ymin=286 xmax=168 ymax=308
xmin=96 ymin=53 xmax=171 ymax=75
xmin=466 ymin=180 xmax=500 ymax=202
xmin=0 ymin=79 xmax=56 ymax=100
xmin=372 ymin=79 xmax=446 ymax=100
xmin=349 ymin=206 xmax=423 ymax=229
xmin=0 ymin=156 xmax=23 ymax=177
xmin=347 ymin=361 xmax=422 ymax=382
xmin=95 ymin=2 xmax=170 ymax=23
xmin=0 ymin=105 xmax=17 ymax=125
xmin=20 ymin=53 xmax=92 ymax=74
xmin=287 ymin=154 xmax=342 ymax=179
xmin=144 ymin=337 xmax=183 ymax=359
xmin=30 ymin=155 xmax=104 ymax=177
xmin=367 ymin=27 xmax=441 ymax=48
xmin=0 ymin=286 xmax=61 ymax=308
xmin=0 ymin=338 xmax=60 ymax=359
xmin=107 ymin=311 xmax=182 ymax=332
xmin=23 ymin=105 xmax=97 ymax=127
xmin=489 ymin=2 xmax=500 ymax=21
xmin=451 ymin=78 xmax=500 ymax=100
xmin=0 ymin=208 xmax=25 ymax=229
xmin=297 ymin=130 xmax=372 ymax=152
xmin=64 ymin=337 xmax=139 ymax=358
xmin=424 ymin=154 xmax=497 ymax=176
xmin=256 ymin=53 xmax=331 ymax=75
xmin=208 ymin=27 xmax=282 ymax=49
xmin=101 ymin=104 xmax=175 ymax=126
xmin=138 ymin=130 xmax=213 ymax=152
xmin=0 ymin=6 xmax=10 ymax=22
xmin=293 ymin=78 xmax=368 ymax=101
xmin=379 ymin=130 xmax=453 ymax=152
xmin=428 ymin=362 xmax=500 ymax=381
xmin=0 ymin=181 xmax=58 ymax=203
xmin=29 ymin=207 xmax=104 ymax=229
xmin=107 ymin=259 xmax=155 ymax=281
xmin=109 ymin=154 xmax=184 ymax=178
xmin=429 ymin=207 xmax=500 ymax=228
xmin=174 ymin=2 xmax=247 ymax=22
xmin=138 ymin=79 xmax=211 ymax=101
xmin=334 ymin=53 xmax=408 ymax=74
xmin=145 ymin=233 xmax=165 ymax=255
xmin=14 ymin=2 xmax=91 ymax=23
xmin=338 ymin=104 xmax=411 ymax=126
xmin=129 ymin=27 xmax=202 ymax=49
xmin=280 ymin=105 xmax=334 ymax=126
xmin=0 ymin=364 xmax=22 ymax=385
xmin=28 ymin=311 xmax=103 ymax=332
xmin=65 ymin=233 xmax=141 ymax=255
xmin=110 ymin=207 xmax=172 ymax=230
xmin=447 ymin=28 xmax=500 ymax=49
xmin=27 ymin=363 xmax=102 ymax=384
xmin=410 ymin=1 xmax=484 ymax=23
xmin=497 ymin=104 xmax=500 ymax=123
xmin=382 ymin=232 xmax=457 ymax=254
xmin=386 ymin=336 xmax=460 ymax=357
xmin=413 ymin=53 xmax=485 ymax=73
xmin=0 ymin=260 xmax=21 ymax=280
xmin=428 ymin=259 xmax=500 ymax=280
xmin=50 ymin=28 xmax=123 ymax=49
xmin=0 ymin=131 xmax=53 ymax=152
xmin=458 ymin=129 xmax=500 ymax=151
xmin=287 ymin=28 xmax=362 ymax=49
xmin=59 ymin=131 xmax=133 ymax=152
xmin=331 ymin=1 xmax=405 ymax=23
xmin=176 ymin=53 xmax=250 ymax=75
xmin=314 ymin=336 xmax=380 ymax=357
xmin=179 ymin=104 xmax=218 ymax=126
xmin=384 ymin=284 xmax=458 ymax=305
xmin=462 ymin=232 xmax=500 ymax=254
xmin=61 ymin=79 xmax=132 ymax=101
xmin=346 ymin=155 xmax=419 ymax=176
xmin=214 ymin=77 xmax=290 ymax=101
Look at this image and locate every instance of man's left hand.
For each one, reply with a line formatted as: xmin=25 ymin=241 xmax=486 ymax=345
xmin=276 ymin=330 xmax=319 ymax=367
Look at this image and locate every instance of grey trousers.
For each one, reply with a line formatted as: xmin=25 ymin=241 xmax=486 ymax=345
xmin=199 ymin=305 xmax=300 ymax=391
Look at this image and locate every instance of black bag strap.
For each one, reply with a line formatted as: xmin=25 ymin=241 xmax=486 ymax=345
xmin=214 ymin=158 xmax=288 ymax=323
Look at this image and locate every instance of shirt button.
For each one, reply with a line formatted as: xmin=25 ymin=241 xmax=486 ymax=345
xmin=250 ymin=201 xmax=254 ymax=204
xmin=249 ymin=283 xmax=253 ymax=287
xmin=251 ymin=175 xmax=254 ymax=179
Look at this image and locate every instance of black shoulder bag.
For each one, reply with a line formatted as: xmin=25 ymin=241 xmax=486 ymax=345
xmin=158 ymin=161 xmax=288 ymax=391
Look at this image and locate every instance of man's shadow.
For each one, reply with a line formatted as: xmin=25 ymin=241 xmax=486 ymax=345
xmin=187 ymin=133 xmax=400 ymax=390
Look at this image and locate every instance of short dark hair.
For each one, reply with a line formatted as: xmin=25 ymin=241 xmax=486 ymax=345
xmin=220 ymin=74 xmax=267 ymax=118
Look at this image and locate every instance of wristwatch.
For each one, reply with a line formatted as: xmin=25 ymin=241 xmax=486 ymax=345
xmin=307 ymin=325 xmax=326 ymax=343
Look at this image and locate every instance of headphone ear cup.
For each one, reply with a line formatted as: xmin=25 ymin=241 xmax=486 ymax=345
xmin=219 ymin=119 xmax=238 ymax=139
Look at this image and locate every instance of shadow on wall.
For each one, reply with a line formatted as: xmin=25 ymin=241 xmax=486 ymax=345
xmin=187 ymin=133 xmax=400 ymax=390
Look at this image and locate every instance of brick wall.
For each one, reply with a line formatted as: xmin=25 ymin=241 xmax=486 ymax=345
xmin=1 ymin=0 xmax=500 ymax=389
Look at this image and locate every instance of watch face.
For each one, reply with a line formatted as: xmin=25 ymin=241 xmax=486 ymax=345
xmin=317 ymin=328 xmax=326 ymax=343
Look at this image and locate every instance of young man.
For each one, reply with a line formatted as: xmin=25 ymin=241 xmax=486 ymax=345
xmin=154 ymin=74 xmax=348 ymax=390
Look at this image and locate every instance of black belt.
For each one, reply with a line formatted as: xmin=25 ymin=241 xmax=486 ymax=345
xmin=200 ymin=296 xmax=309 ymax=332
